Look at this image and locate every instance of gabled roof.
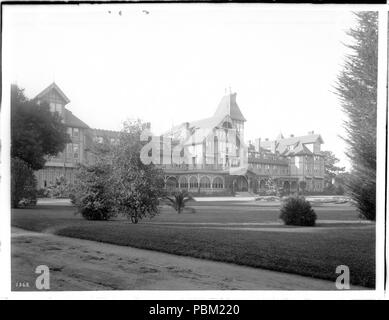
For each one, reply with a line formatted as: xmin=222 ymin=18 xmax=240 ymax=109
xmin=290 ymin=142 xmax=313 ymax=156
xmin=189 ymin=116 xmax=222 ymax=130
xmin=261 ymin=134 xmax=324 ymax=149
xmin=164 ymin=92 xmax=246 ymax=146
xmin=34 ymin=82 xmax=70 ymax=105
xmin=213 ymin=92 xmax=246 ymax=122
xmin=64 ymin=109 xmax=89 ymax=129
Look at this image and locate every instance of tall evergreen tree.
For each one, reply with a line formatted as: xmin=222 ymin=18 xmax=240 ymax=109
xmin=335 ymin=12 xmax=378 ymax=220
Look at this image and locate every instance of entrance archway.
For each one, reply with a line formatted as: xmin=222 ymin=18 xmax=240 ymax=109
xmin=166 ymin=176 xmax=178 ymax=192
xmin=235 ymin=176 xmax=248 ymax=192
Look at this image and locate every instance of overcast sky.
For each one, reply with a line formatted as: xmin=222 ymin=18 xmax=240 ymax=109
xmin=4 ymin=4 xmax=358 ymax=169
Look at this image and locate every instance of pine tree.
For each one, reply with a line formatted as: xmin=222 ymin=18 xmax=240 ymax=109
xmin=335 ymin=12 xmax=378 ymax=220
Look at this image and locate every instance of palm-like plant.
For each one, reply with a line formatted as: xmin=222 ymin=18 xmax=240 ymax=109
xmin=164 ymin=190 xmax=193 ymax=213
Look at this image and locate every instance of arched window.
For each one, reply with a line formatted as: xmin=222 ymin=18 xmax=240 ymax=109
xmin=179 ymin=176 xmax=188 ymax=189
xmin=189 ymin=176 xmax=198 ymax=189
xmin=212 ymin=177 xmax=224 ymax=189
xmin=200 ymin=176 xmax=211 ymax=189
xmin=166 ymin=177 xmax=178 ymax=191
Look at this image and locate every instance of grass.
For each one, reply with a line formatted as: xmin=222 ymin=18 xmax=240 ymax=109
xmin=11 ymin=201 xmax=375 ymax=288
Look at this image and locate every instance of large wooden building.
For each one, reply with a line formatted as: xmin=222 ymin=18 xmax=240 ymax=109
xmin=34 ymin=83 xmax=119 ymax=188
xmin=33 ymin=83 xmax=325 ymax=194
xmin=158 ymin=92 xmax=325 ymax=195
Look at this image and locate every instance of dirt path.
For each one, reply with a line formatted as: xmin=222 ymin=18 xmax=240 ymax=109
xmin=11 ymin=227 xmax=365 ymax=291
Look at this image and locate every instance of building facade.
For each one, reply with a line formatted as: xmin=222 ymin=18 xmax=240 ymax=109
xmin=156 ymin=92 xmax=325 ymax=195
xmin=33 ymin=83 xmax=325 ymax=194
xmin=34 ymin=83 xmax=119 ymax=188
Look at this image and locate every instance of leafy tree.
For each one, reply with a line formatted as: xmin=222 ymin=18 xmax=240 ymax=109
xmin=71 ymin=120 xmax=164 ymax=222
xmin=335 ymin=12 xmax=377 ymax=220
xmin=71 ymin=162 xmax=116 ymax=220
xmin=322 ymin=150 xmax=345 ymax=190
xmin=110 ymin=120 xmax=165 ymax=223
xmin=164 ymin=190 xmax=193 ymax=213
xmin=11 ymin=157 xmax=37 ymax=208
xmin=11 ymin=85 xmax=70 ymax=170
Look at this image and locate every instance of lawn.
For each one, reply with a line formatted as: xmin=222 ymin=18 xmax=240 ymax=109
xmin=11 ymin=201 xmax=375 ymax=288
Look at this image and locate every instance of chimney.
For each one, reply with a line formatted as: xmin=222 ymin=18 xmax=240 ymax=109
xmin=308 ymin=130 xmax=314 ymax=135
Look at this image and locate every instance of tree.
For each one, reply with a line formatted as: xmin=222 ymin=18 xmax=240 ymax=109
xmin=322 ymin=150 xmax=345 ymax=191
xmin=164 ymin=190 xmax=193 ymax=213
xmin=110 ymin=120 xmax=165 ymax=223
xmin=11 ymin=157 xmax=37 ymax=208
xmin=11 ymin=85 xmax=70 ymax=170
xmin=335 ymin=12 xmax=377 ymax=220
xmin=71 ymin=120 xmax=165 ymax=222
xmin=71 ymin=162 xmax=116 ymax=220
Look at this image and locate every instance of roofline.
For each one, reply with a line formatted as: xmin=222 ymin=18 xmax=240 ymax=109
xmin=34 ymin=82 xmax=71 ymax=104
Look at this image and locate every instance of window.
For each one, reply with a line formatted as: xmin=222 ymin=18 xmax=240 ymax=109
xmin=50 ymin=102 xmax=62 ymax=113
xmin=67 ymin=128 xmax=72 ymax=135
xmin=73 ymin=144 xmax=79 ymax=159
xmin=73 ymin=128 xmax=79 ymax=137
xmin=200 ymin=176 xmax=211 ymax=189
xmin=189 ymin=176 xmax=198 ymax=189
xmin=212 ymin=177 xmax=223 ymax=189
xmin=179 ymin=177 xmax=188 ymax=189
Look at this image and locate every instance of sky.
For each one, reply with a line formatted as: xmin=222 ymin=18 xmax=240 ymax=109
xmin=4 ymin=4 xmax=359 ymax=169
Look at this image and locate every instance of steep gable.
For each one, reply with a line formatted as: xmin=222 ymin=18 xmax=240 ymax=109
xmin=213 ymin=93 xmax=246 ymax=122
xmin=34 ymin=82 xmax=70 ymax=105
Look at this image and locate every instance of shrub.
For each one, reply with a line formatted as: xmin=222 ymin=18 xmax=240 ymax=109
xmin=45 ymin=176 xmax=73 ymax=198
xmin=72 ymin=163 xmax=116 ymax=220
xmin=37 ymin=188 xmax=49 ymax=198
xmin=279 ymin=196 xmax=317 ymax=226
xmin=11 ymin=157 xmax=37 ymax=208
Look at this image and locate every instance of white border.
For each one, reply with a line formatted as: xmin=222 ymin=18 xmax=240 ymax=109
xmin=0 ymin=3 xmax=387 ymax=300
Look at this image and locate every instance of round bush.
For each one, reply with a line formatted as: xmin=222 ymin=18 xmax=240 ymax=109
xmin=279 ymin=196 xmax=317 ymax=226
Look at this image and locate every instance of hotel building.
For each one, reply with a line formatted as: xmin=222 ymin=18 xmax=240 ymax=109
xmin=33 ymin=83 xmax=325 ymax=194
